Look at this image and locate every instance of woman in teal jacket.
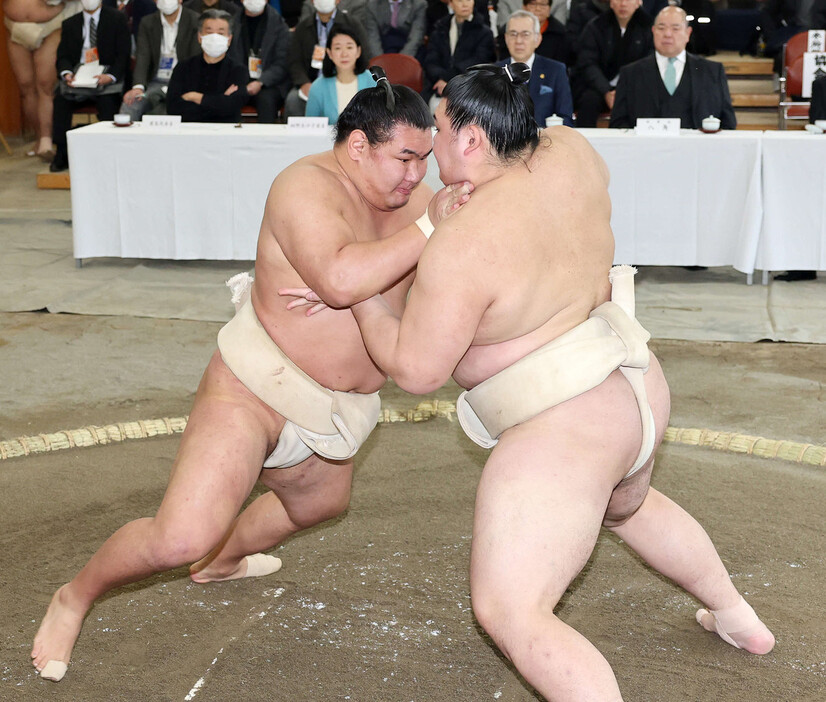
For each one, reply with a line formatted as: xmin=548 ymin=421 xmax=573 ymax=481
xmin=306 ymin=26 xmax=377 ymax=123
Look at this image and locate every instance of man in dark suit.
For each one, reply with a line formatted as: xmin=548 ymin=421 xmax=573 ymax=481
xmin=498 ymin=10 xmax=573 ymax=125
xmin=423 ymin=0 xmax=495 ymax=105
xmin=166 ymin=9 xmax=249 ymax=121
xmin=571 ymin=0 xmax=652 ymax=127
xmin=51 ymin=0 xmax=131 ymax=171
xmin=609 ymin=6 xmax=735 ymax=129
xmin=228 ymin=0 xmax=291 ymax=121
xmin=362 ymin=0 xmax=427 ymax=57
xmin=119 ymin=0 xmax=201 ymax=120
xmin=284 ymin=0 xmax=370 ymax=116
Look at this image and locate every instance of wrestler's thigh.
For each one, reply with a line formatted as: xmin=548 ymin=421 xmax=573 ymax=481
xmin=259 ymin=455 xmax=353 ymax=529
xmin=470 ymin=421 xmax=619 ymax=613
xmin=33 ymin=31 xmax=59 ymax=85
xmin=154 ymin=351 xmax=284 ymax=534
xmin=7 ymin=39 xmax=35 ymax=87
xmin=604 ymin=352 xmax=672 ymax=525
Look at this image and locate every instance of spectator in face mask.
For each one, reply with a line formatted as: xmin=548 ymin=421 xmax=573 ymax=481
xmin=284 ymin=0 xmax=371 ymax=117
xmin=227 ymin=0 xmax=292 ymax=121
xmin=119 ymin=0 xmax=201 ymax=121
xmin=166 ymin=9 xmax=249 ymax=121
xmin=50 ymin=0 xmax=131 ymax=172
xmin=182 ymin=0 xmax=240 ymax=18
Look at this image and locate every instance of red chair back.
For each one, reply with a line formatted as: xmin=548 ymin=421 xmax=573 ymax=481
xmin=783 ymin=31 xmax=810 ymax=97
xmin=369 ymin=53 xmax=424 ymax=94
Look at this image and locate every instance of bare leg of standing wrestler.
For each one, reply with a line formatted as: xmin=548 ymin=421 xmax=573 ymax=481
xmin=32 ymin=30 xmax=59 ymax=154
xmin=31 ymin=352 xmax=352 ymax=679
xmin=190 ymin=456 xmax=353 ymax=582
xmin=6 ymin=39 xmax=39 ymax=147
xmin=606 ymin=487 xmax=775 ymax=654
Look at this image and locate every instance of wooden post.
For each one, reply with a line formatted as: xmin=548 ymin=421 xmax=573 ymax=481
xmin=0 ymin=3 xmax=24 ymax=138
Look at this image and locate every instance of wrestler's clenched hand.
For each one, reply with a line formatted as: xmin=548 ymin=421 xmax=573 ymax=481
xmin=428 ymin=181 xmax=473 ymax=224
xmin=279 ymin=287 xmax=328 ymax=316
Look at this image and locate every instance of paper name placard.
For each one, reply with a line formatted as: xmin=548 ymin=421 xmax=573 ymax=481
xmin=634 ymin=118 xmax=681 ymax=136
xmin=143 ymin=115 xmax=182 ymax=128
xmin=808 ymin=29 xmax=825 ymax=52
xmin=287 ymin=116 xmax=329 ymax=132
xmin=802 ymin=51 xmax=826 ymax=97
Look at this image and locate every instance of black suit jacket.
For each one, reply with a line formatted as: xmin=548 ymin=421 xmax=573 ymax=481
xmin=609 ymin=53 xmax=736 ymax=129
xmin=132 ymin=8 xmax=201 ymax=88
xmin=56 ymin=6 xmax=131 ymax=82
xmin=166 ymin=54 xmax=249 ymax=121
xmin=228 ymin=6 xmax=291 ymax=95
xmin=573 ymin=8 xmax=652 ymax=98
xmin=423 ymin=13 xmax=496 ymax=86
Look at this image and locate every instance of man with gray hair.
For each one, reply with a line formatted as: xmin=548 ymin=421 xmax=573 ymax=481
xmin=498 ymin=9 xmax=573 ymax=125
xmin=166 ymin=8 xmax=249 ymax=121
xmin=609 ymin=5 xmax=735 ymax=129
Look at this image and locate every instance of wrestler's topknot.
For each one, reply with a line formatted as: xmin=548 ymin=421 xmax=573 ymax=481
xmin=442 ymin=63 xmax=538 ymax=163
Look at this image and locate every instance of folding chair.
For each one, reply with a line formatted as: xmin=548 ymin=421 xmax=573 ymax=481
xmin=368 ymin=53 xmax=424 ymax=94
xmin=778 ymin=31 xmax=816 ymax=129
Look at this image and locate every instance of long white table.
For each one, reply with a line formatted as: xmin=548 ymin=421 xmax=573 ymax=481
xmin=68 ymin=123 xmax=764 ymax=272
xmin=758 ymin=131 xmax=826 ymax=274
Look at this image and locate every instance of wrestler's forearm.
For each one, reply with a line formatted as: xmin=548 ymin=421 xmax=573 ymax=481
xmin=319 ymin=224 xmax=426 ymax=308
xmin=352 ymin=296 xmax=405 ymax=377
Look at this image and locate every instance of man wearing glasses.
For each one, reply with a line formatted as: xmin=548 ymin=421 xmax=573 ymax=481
xmin=497 ymin=0 xmax=573 ymax=66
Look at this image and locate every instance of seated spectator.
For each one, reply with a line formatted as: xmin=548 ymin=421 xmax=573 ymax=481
xmin=499 ymin=10 xmax=573 ymax=125
xmin=298 ymin=0 xmax=369 ymax=27
xmin=425 ymin=0 xmax=489 ymax=35
xmin=166 ymin=9 xmax=248 ymax=121
xmin=565 ymin=0 xmax=606 ymax=54
xmin=3 ymin=0 xmax=78 ymax=159
xmin=497 ymin=0 xmax=574 ymax=67
xmin=423 ymin=0 xmax=495 ymax=108
xmin=305 ymin=25 xmax=376 ymax=121
xmin=183 ymin=0 xmax=240 ymax=18
xmin=50 ymin=0 xmax=131 ymax=172
xmin=119 ymin=0 xmax=200 ymax=121
xmin=284 ymin=0 xmax=370 ymax=116
xmin=362 ymin=0 xmax=427 ymax=58
xmin=761 ymin=0 xmax=826 ymax=72
xmin=571 ymin=0 xmax=652 ymax=127
xmin=227 ymin=0 xmax=291 ymax=122
xmin=609 ymin=6 xmax=734 ymax=128
xmin=103 ymin=0 xmax=158 ymax=41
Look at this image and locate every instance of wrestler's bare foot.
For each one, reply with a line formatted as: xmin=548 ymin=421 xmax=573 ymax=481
xmin=696 ymin=597 xmax=775 ymax=655
xmin=189 ymin=553 xmax=282 ymax=584
xmin=31 ymin=585 xmax=88 ymax=681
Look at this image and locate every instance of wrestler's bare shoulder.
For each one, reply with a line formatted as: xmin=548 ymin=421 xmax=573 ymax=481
xmin=269 ymin=152 xmax=351 ymax=203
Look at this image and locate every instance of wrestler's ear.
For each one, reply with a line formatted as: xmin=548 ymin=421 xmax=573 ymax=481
xmin=461 ymin=124 xmax=485 ymax=158
xmin=347 ymin=129 xmax=369 ymax=161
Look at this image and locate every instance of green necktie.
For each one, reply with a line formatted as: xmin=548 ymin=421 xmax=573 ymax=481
xmin=664 ymin=57 xmax=677 ymax=95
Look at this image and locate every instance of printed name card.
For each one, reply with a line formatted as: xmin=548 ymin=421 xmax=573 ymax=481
xmin=808 ymin=29 xmax=825 ymax=52
xmin=802 ymin=51 xmax=826 ymax=97
xmin=287 ymin=116 xmax=330 ymax=133
xmin=143 ymin=115 xmax=182 ymax=128
xmin=634 ymin=118 xmax=681 ymax=136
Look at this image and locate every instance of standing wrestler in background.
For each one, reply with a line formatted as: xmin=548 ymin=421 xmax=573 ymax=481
xmin=3 ymin=0 xmax=79 ymax=158
xmin=284 ymin=63 xmax=775 ymax=701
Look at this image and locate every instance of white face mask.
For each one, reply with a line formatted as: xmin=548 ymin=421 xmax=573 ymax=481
xmin=313 ymin=0 xmax=336 ymax=14
xmin=157 ymin=0 xmax=179 ymax=15
xmin=81 ymin=0 xmax=101 ymax=11
xmin=243 ymin=0 xmax=267 ymax=14
xmin=201 ymin=32 xmax=229 ymax=57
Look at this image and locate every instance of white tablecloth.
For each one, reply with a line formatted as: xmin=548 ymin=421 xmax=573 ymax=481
xmin=68 ymin=123 xmax=763 ymax=272
xmin=758 ymin=131 xmax=826 ymax=272
xmin=582 ymin=130 xmax=763 ymax=273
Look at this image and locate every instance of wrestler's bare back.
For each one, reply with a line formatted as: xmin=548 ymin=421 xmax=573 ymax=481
xmin=3 ymin=0 xmax=64 ymax=23
xmin=443 ymin=127 xmax=617 ymax=389
xmin=253 ymin=151 xmax=432 ymax=393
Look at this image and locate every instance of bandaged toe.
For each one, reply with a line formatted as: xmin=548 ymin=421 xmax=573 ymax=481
xmin=243 ymin=553 xmax=282 ymax=578
xmin=39 ymin=660 xmax=68 ymax=682
xmin=695 ymin=597 xmax=775 ymax=654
